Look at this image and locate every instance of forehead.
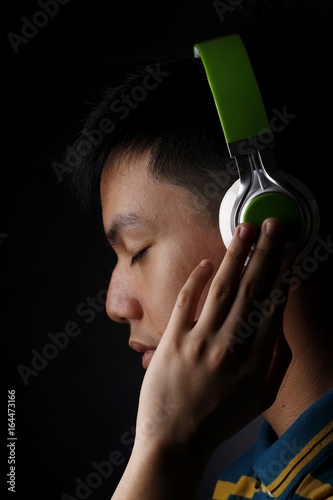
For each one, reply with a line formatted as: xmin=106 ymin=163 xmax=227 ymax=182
xmin=101 ymin=150 xmax=154 ymax=202
xmin=99 ymin=150 xmax=203 ymax=232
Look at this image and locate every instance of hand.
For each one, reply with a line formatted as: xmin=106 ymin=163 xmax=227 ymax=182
xmin=133 ymin=218 xmax=295 ymax=461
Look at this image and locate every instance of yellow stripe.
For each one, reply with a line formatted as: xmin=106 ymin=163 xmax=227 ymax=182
xmin=213 ymin=475 xmax=258 ymax=499
xmin=267 ymin=420 xmax=333 ymax=496
xmin=296 ymin=474 xmax=333 ymax=499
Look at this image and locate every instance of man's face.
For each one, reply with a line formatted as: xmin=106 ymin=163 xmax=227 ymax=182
xmin=100 ymin=151 xmax=227 ymax=368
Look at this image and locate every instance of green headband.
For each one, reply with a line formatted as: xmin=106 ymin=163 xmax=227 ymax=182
xmin=194 ymin=34 xmax=272 ymax=156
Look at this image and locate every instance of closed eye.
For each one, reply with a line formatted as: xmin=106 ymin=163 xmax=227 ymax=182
xmin=130 ymin=248 xmax=148 ymax=266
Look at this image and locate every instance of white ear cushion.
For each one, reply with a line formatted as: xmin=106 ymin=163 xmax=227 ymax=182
xmin=219 ymin=171 xmax=320 ymax=262
xmin=219 ymin=179 xmax=240 ymax=248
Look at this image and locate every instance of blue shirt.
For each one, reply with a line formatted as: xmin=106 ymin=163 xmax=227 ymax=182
xmin=213 ymin=389 xmax=333 ymax=499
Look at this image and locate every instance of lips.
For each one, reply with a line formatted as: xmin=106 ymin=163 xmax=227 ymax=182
xmin=129 ymin=340 xmax=156 ymax=369
xmin=142 ymin=349 xmax=156 ymax=369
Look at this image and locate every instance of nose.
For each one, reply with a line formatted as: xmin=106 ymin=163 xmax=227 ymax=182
xmin=105 ymin=267 xmax=143 ymax=324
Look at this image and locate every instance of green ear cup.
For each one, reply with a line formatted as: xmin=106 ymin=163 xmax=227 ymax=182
xmin=195 ymin=33 xmax=320 ymax=262
xmin=242 ymin=192 xmax=303 ymax=241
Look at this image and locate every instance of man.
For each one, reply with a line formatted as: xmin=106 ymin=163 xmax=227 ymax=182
xmin=67 ymin=1 xmax=333 ymax=498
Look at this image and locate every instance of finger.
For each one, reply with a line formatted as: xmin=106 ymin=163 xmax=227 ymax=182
xmin=239 ymin=218 xmax=286 ymax=298
xmin=215 ymin=218 xmax=289 ymax=354
xmin=198 ymin=222 xmax=257 ymax=331
xmin=220 ymin=218 xmax=285 ymax=327
xmin=240 ymin=218 xmax=288 ymax=296
xmin=221 ymin=229 xmax=296 ymax=362
xmin=166 ymin=260 xmax=214 ymax=335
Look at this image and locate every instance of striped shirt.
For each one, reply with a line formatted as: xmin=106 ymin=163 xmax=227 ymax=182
xmin=213 ymin=389 xmax=333 ymax=499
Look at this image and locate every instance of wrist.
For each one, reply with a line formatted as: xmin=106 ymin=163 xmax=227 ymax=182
xmin=112 ymin=430 xmax=213 ymax=500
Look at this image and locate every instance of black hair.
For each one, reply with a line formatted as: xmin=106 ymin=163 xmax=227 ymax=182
xmin=66 ymin=0 xmax=333 ymax=231
xmin=66 ymin=57 xmax=236 ymax=221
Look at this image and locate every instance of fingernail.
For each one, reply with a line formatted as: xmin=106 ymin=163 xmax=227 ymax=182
xmin=264 ymin=221 xmax=281 ymax=237
xmin=238 ymin=225 xmax=254 ymax=240
xmin=200 ymin=259 xmax=213 ymax=269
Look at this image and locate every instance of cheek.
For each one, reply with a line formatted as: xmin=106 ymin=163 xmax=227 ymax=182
xmin=144 ymin=264 xmax=190 ymax=333
xmin=143 ymin=246 xmax=205 ymax=331
xmin=142 ymin=229 xmax=225 ymax=332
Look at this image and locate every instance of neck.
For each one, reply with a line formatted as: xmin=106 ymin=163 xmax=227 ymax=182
xmin=263 ymin=274 xmax=333 ymax=437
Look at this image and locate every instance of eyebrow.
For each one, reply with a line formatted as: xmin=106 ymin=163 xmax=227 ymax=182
xmin=106 ymin=213 xmax=148 ymax=247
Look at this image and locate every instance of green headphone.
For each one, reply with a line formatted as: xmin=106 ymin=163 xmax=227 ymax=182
xmin=194 ymin=34 xmax=320 ymax=262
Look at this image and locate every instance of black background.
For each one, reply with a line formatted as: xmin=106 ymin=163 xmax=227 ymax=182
xmin=2 ymin=1 xmax=263 ymax=499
